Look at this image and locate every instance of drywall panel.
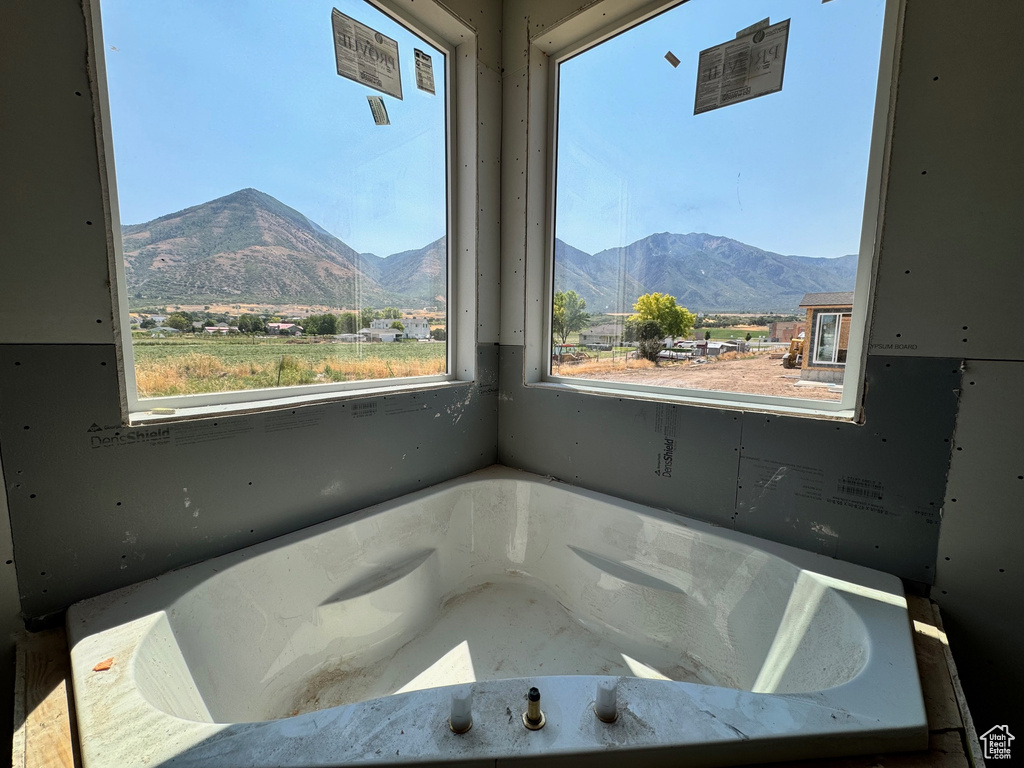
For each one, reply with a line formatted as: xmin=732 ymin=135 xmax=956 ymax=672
xmin=476 ymin=62 xmax=503 ymax=345
xmin=498 ymin=0 xmax=531 ymax=347
xmin=0 ymin=1 xmax=116 ymax=344
xmin=935 ymin=360 xmax=1024 ymax=732
xmin=500 ymin=345 xmax=746 ymax=527
xmin=869 ymin=1 xmax=1024 ymax=361
xmin=0 ymin=344 xmax=498 ymax=619
xmin=737 ymin=356 xmax=959 ymax=582
xmin=500 ymin=349 xmax=958 ymax=582
xmin=443 ymin=0 xmax=502 ymax=72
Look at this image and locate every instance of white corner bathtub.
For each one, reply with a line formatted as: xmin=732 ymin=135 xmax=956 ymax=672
xmin=67 ymin=466 xmax=927 ymax=767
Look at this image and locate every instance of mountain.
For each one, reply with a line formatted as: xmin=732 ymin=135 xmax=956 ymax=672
xmin=121 ymin=188 xmax=854 ymax=313
xmin=121 ymin=189 xmax=444 ymax=308
xmin=555 ymin=232 xmax=858 ymax=313
xmin=377 ymin=237 xmax=447 ymax=305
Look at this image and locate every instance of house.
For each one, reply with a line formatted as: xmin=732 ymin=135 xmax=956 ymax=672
xmin=202 ymin=324 xmax=236 ymax=334
xmin=334 ymin=333 xmax=363 ymax=343
xmin=266 ymin=322 xmax=302 ymax=336
xmin=797 ymin=292 xmax=854 ymax=384
xmin=579 ymin=323 xmax=623 ymax=349
xmin=769 ymin=320 xmax=804 ymax=343
xmin=371 ymin=317 xmax=431 ymax=340
xmin=359 ymin=328 xmax=402 ymax=342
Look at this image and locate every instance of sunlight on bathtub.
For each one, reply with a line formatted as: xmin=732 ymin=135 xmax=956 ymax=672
xmin=396 ymin=639 xmax=477 ymax=693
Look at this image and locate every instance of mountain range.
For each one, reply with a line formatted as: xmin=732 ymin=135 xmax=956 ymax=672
xmin=122 ymin=188 xmax=855 ymax=312
xmin=554 ymin=233 xmax=858 ymax=313
xmin=121 ymin=188 xmax=445 ymax=309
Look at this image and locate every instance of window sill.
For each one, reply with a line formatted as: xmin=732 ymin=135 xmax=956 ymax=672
xmin=536 ymin=377 xmax=859 ymax=422
xmin=128 ymin=377 xmax=472 ymax=425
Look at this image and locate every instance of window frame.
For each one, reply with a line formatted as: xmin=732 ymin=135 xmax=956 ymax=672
xmin=523 ymin=0 xmax=904 ymax=421
xmin=814 ymin=313 xmax=843 ymax=366
xmin=87 ymin=0 xmax=478 ymax=424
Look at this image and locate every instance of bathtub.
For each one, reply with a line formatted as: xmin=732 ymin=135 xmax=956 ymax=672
xmin=67 ymin=466 xmax=927 ymax=767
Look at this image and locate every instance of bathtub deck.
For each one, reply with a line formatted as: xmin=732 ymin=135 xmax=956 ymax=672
xmin=16 ymin=596 xmax=980 ymax=768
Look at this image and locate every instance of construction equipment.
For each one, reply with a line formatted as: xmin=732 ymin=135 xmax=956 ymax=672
xmin=781 ymin=337 xmax=804 ymax=369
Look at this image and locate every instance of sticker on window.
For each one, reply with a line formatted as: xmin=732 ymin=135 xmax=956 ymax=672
xmin=367 ymin=95 xmax=390 ymax=125
xmin=694 ymin=18 xmax=790 ymax=115
xmin=414 ymin=49 xmax=435 ymax=94
xmin=331 ymin=8 xmax=403 ymax=100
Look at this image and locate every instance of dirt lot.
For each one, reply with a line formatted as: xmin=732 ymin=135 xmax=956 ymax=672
xmin=557 ymin=352 xmax=843 ymax=401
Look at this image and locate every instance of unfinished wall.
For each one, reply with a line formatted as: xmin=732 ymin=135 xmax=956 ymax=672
xmin=499 ymin=0 xmax=1024 ymax=735
xmin=0 ymin=0 xmax=501 ymax=622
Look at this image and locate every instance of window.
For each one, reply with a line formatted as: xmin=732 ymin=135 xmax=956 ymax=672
xmin=541 ymin=0 xmax=898 ymax=416
xmin=814 ymin=314 xmax=842 ymax=366
xmin=92 ymin=0 xmax=469 ymax=421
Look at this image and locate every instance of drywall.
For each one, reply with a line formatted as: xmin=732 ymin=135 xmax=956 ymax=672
xmin=0 ymin=344 xmax=498 ymax=619
xmin=868 ymin=1 xmax=1024 ymax=362
xmin=499 ymin=349 xmax=957 ymax=583
xmin=0 ymin=2 xmax=114 ymax=346
xmin=936 ymin=361 xmax=1024 ymax=732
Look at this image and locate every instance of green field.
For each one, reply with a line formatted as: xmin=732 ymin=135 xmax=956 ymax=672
xmin=131 ymin=334 xmax=446 ymax=397
xmin=699 ymin=326 xmax=770 ymax=341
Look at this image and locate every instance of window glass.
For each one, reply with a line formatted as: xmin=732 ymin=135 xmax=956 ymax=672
xmin=552 ymin=0 xmax=886 ymax=404
xmin=100 ymin=0 xmax=448 ymax=403
xmin=815 ymin=314 xmax=840 ymax=365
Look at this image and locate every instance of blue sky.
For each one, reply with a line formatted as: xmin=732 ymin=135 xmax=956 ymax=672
xmin=102 ymin=0 xmax=885 ymax=260
xmin=101 ymin=0 xmax=446 ymax=257
xmin=556 ymin=0 xmax=886 ymax=258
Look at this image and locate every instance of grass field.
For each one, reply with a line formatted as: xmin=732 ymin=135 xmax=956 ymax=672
xmin=697 ymin=326 xmax=770 ymax=340
xmin=131 ymin=335 xmax=446 ymax=397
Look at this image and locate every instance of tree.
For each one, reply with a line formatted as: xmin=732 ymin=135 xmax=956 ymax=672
xmin=165 ymin=312 xmax=192 ymax=332
xmin=304 ymin=313 xmax=338 ymax=335
xmin=745 ymin=332 xmax=752 ymax=342
xmin=431 ymin=327 xmax=447 ymax=341
xmin=338 ymin=313 xmax=358 ymax=334
xmin=629 ymin=293 xmax=695 ymax=340
xmin=390 ymin=320 xmax=405 ymax=333
xmin=635 ymin=320 xmax=664 ymax=363
xmin=359 ymin=307 xmax=376 ymax=330
xmin=552 ymin=290 xmax=590 ymax=345
xmin=704 ymin=330 xmax=711 ymax=340
xmin=237 ymin=314 xmax=266 ymax=335
xmin=140 ymin=318 xmax=156 ymax=329
xmin=380 ymin=307 xmax=402 ymax=320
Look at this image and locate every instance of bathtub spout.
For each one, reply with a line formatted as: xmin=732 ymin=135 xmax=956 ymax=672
xmin=522 ymin=687 xmax=546 ymax=730
xmin=594 ymin=679 xmax=618 ymax=723
xmin=449 ymin=687 xmax=473 ymax=734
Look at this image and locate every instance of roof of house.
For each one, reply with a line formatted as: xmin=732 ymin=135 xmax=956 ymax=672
xmin=582 ymin=324 xmax=624 ymax=335
xmin=799 ymin=291 xmax=854 ymax=308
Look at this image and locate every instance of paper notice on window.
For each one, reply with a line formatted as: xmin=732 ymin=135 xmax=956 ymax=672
xmin=367 ymin=95 xmax=390 ymax=125
xmin=736 ymin=17 xmax=770 ymax=38
xmin=413 ymin=49 xmax=435 ymax=94
xmin=331 ymin=8 xmax=403 ymax=100
xmin=694 ymin=18 xmax=790 ymax=115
